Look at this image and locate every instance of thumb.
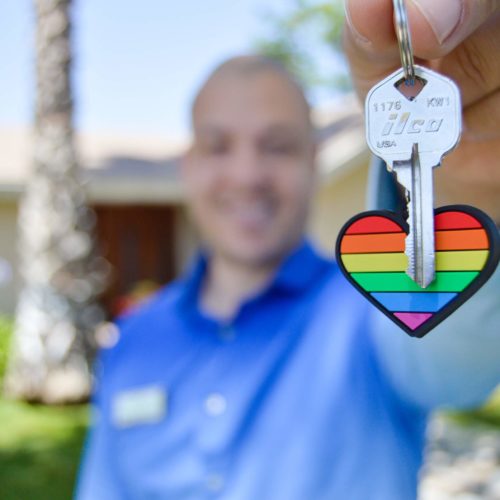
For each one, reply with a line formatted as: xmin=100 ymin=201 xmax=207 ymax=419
xmin=409 ymin=0 xmax=498 ymax=50
xmin=344 ymin=0 xmax=499 ymax=98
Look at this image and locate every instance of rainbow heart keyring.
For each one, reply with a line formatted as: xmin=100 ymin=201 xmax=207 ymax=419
xmin=336 ymin=206 xmax=499 ymax=338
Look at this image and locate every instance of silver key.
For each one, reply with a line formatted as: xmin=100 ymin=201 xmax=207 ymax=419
xmin=365 ymin=64 xmax=461 ymax=287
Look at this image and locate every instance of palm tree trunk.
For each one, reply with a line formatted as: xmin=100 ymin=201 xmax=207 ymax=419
xmin=3 ymin=0 xmax=107 ymax=403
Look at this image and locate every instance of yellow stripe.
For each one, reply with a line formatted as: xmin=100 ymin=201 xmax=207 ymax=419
xmin=436 ymin=250 xmax=488 ymax=271
xmin=341 ymin=253 xmax=407 ymax=272
xmin=341 ymin=250 xmax=489 ymax=273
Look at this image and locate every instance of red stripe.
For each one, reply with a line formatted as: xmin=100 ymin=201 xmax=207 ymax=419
xmin=435 ymin=212 xmax=482 ymax=230
xmin=346 ymin=216 xmax=403 ymax=235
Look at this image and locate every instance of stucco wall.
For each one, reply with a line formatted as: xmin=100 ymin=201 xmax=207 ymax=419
xmin=308 ymin=164 xmax=370 ymax=257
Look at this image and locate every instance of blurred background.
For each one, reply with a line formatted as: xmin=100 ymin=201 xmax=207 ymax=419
xmin=0 ymin=1 xmax=499 ymax=498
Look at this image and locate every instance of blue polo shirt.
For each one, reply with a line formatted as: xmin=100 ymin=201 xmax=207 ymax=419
xmin=77 ymin=163 xmax=500 ymax=499
xmin=76 ymin=240 xmax=423 ymax=499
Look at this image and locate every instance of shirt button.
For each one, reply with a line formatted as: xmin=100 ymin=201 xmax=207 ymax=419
xmin=205 ymin=473 xmax=225 ymax=493
xmin=204 ymin=393 xmax=227 ymax=416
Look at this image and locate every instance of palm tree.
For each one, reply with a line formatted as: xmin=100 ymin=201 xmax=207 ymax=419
xmin=3 ymin=0 xmax=107 ymax=403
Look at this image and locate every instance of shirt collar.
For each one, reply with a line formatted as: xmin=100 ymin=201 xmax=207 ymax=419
xmin=271 ymin=239 xmax=330 ymax=293
xmin=177 ymin=239 xmax=330 ymax=315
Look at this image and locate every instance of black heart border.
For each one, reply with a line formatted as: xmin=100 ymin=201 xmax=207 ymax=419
xmin=335 ymin=205 xmax=500 ymax=338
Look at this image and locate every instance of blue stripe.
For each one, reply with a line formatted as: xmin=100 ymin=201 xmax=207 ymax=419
xmin=371 ymin=292 xmax=457 ymax=312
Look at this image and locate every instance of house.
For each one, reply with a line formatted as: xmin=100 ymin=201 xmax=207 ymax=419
xmin=0 ymin=95 xmax=370 ymax=316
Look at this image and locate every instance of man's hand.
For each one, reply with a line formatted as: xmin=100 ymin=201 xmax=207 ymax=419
xmin=344 ymin=0 xmax=500 ymax=222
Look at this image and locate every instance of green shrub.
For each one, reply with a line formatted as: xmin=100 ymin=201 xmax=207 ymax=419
xmin=0 ymin=315 xmax=14 ymax=383
xmin=450 ymin=388 xmax=500 ymax=429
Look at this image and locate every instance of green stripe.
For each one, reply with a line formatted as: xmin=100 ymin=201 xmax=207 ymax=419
xmin=350 ymin=271 xmax=480 ymax=292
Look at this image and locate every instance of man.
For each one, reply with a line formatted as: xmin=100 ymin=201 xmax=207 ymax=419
xmin=77 ymin=1 xmax=500 ymax=498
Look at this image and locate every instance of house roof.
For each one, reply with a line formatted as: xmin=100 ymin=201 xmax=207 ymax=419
xmin=0 ymin=94 xmax=368 ymax=204
xmin=0 ymin=129 xmax=187 ymax=203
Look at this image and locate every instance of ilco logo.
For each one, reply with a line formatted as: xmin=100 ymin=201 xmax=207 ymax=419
xmin=381 ymin=112 xmax=443 ymax=136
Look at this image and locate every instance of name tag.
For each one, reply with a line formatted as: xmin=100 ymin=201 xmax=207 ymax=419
xmin=112 ymin=385 xmax=167 ymax=428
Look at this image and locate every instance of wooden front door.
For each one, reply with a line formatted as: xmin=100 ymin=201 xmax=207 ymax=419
xmin=93 ymin=205 xmax=176 ymax=316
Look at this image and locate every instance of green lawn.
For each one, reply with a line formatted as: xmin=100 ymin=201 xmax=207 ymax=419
xmin=0 ymin=317 xmax=89 ymax=500
xmin=0 ymin=399 xmax=89 ymax=500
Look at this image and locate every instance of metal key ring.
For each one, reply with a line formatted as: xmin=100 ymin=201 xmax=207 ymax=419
xmin=393 ymin=0 xmax=415 ymax=84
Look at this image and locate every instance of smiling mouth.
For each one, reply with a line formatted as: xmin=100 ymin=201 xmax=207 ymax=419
xmin=219 ymin=199 xmax=277 ymax=228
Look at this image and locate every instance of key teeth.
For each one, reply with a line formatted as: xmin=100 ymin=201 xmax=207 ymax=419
xmin=404 ymin=214 xmax=421 ymax=286
xmin=404 ymin=234 xmax=416 ymax=278
xmin=394 ymin=170 xmax=411 ymax=195
xmin=405 ymin=234 xmax=435 ymax=288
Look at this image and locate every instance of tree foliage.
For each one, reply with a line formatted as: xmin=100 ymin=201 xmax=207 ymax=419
xmin=255 ymin=0 xmax=350 ymax=94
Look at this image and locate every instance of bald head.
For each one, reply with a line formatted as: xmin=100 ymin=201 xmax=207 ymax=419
xmin=191 ymin=55 xmax=312 ymax=130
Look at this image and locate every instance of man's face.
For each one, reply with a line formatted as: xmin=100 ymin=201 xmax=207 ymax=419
xmin=182 ymin=70 xmax=316 ymax=267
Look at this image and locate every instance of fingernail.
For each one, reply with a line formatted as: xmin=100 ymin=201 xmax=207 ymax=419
xmin=411 ymin=0 xmax=464 ymax=44
xmin=344 ymin=0 xmax=372 ymax=46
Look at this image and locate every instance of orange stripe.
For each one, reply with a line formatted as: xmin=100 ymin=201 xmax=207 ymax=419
xmin=435 ymin=229 xmax=488 ymax=251
xmin=341 ymin=232 xmax=406 ymax=254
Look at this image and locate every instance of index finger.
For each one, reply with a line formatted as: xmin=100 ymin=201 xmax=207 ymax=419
xmin=344 ymin=0 xmax=498 ymax=100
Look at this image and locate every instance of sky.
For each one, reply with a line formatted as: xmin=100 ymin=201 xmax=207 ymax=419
xmin=0 ymin=0 xmax=326 ymax=139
